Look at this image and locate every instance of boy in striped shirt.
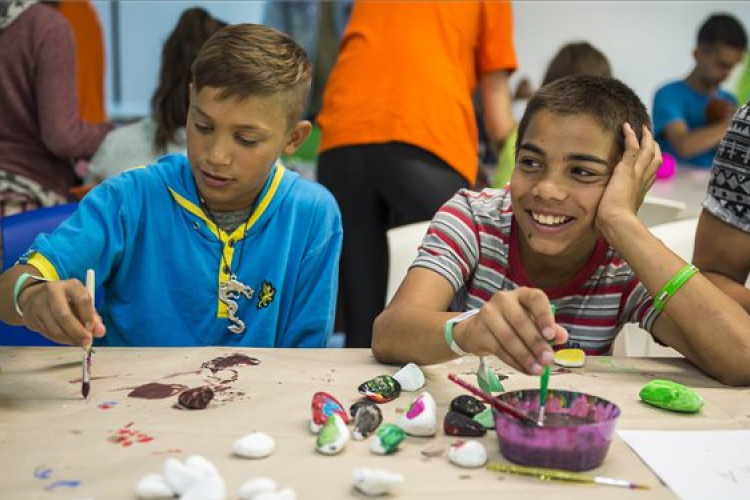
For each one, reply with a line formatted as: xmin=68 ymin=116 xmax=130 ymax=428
xmin=373 ymin=75 xmax=750 ymax=386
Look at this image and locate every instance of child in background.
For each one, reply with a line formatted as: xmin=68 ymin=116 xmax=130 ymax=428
xmin=494 ymin=42 xmax=612 ymax=188
xmin=87 ymin=8 xmax=226 ymax=182
xmin=374 ymin=75 xmax=750 ymax=386
xmin=0 ymin=24 xmax=342 ymax=349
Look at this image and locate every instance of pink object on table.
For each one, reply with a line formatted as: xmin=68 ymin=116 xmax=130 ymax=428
xmin=656 ymin=152 xmax=677 ymax=180
xmin=493 ymin=389 xmax=621 ymax=471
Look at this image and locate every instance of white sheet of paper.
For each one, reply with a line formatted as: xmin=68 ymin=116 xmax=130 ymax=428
xmin=618 ymin=430 xmax=750 ymax=500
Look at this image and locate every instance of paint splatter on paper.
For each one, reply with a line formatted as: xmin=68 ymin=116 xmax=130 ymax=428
xmin=33 ymin=467 xmax=52 ymax=480
xmin=45 ymin=480 xmax=81 ymax=491
xmin=128 ymin=383 xmax=187 ymax=399
xmin=110 ymin=422 xmax=154 ymax=447
xmin=98 ymin=400 xmax=118 ymax=409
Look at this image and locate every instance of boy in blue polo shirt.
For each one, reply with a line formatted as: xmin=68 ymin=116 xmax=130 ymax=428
xmin=0 ymin=24 xmax=342 ymax=348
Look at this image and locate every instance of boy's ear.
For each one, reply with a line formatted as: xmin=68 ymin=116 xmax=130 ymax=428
xmin=283 ymin=120 xmax=312 ymax=156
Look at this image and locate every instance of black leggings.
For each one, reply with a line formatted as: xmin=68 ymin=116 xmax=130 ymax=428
xmin=317 ymin=142 xmax=469 ymax=347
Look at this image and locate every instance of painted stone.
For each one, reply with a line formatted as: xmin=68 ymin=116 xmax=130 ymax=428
xmin=450 ymin=395 xmax=486 ymax=418
xmin=397 ymin=392 xmax=437 ymax=436
xmin=316 ymin=413 xmax=350 ymax=455
xmin=448 ymin=440 xmax=488 ymax=469
xmin=178 ymin=386 xmax=215 ymax=410
xmin=392 ymin=363 xmax=425 ymax=392
xmin=358 ymin=375 xmax=402 ymax=403
xmin=350 ymin=400 xmax=383 ymax=440
xmin=554 ymin=348 xmax=586 ymax=368
xmin=639 ymin=379 xmax=704 ymax=413
xmin=353 ymin=468 xmax=404 ymax=496
xmin=237 ymin=477 xmax=277 ymax=500
xmin=443 ymin=410 xmax=487 ymax=437
xmin=369 ymin=423 xmax=406 ymax=455
xmin=233 ymin=431 xmax=275 ymax=459
xmin=472 ymin=407 xmax=495 ymax=429
xmin=310 ymin=391 xmax=349 ymax=433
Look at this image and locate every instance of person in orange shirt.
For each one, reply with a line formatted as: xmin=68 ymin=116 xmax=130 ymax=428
xmin=55 ymin=0 xmax=107 ymax=123
xmin=316 ymin=1 xmax=517 ymax=348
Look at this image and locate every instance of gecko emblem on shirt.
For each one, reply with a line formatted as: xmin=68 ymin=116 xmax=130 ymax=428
xmin=257 ymin=281 xmax=275 ymax=309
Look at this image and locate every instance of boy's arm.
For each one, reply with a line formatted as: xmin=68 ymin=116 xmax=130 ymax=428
xmin=480 ymin=70 xmax=515 ymax=156
xmin=599 ymin=126 xmax=750 ymax=385
xmin=694 ymin=210 xmax=750 ymax=313
xmin=372 ymin=268 xmax=565 ymax=372
xmin=0 ymin=264 xmax=103 ymax=347
xmin=661 ymin=118 xmax=732 ymax=159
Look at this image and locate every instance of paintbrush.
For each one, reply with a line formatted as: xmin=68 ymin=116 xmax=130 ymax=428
xmin=538 ymin=304 xmax=556 ymax=425
xmin=82 ymin=269 xmax=94 ymax=399
xmin=487 ymin=462 xmax=650 ymax=490
xmin=448 ymin=373 xmax=540 ymax=427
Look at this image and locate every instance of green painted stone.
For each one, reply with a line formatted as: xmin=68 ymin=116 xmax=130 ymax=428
xmin=639 ymin=379 xmax=704 ymax=413
xmin=472 ymin=407 xmax=495 ymax=429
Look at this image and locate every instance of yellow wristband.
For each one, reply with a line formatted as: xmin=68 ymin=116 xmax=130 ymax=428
xmin=653 ymin=264 xmax=699 ymax=312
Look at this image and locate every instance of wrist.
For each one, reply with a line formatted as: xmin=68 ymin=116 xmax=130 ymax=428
xmin=12 ymin=273 xmax=50 ymax=317
xmin=444 ymin=309 xmax=479 ymax=356
xmin=598 ymin=211 xmax=644 ymax=247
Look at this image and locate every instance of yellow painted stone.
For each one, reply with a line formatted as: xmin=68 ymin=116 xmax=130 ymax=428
xmin=554 ymin=348 xmax=585 ymax=368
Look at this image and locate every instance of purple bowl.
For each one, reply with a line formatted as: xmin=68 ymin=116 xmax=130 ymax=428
xmin=493 ymin=389 xmax=620 ymax=471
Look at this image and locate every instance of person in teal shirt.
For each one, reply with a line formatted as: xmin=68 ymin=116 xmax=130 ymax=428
xmin=652 ymin=14 xmax=747 ymax=168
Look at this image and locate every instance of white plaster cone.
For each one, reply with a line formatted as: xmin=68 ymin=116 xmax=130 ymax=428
xmin=135 ymin=473 xmax=174 ymax=499
xmin=397 ymin=391 xmax=437 ymax=436
xmin=353 ymin=468 xmax=404 ymax=496
xmin=233 ymin=431 xmax=275 ymax=458
xmin=163 ymin=457 xmax=209 ymax=495
xmin=448 ymin=439 xmax=488 ymax=468
xmin=393 ymin=363 xmax=425 ymax=391
xmin=238 ymin=477 xmax=277 ymax=500
xmin=181 ymin=474 xmax=226 ymax=500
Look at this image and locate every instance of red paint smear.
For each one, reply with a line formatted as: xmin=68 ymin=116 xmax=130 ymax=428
xmin=110 ymin=422 xmax=154 ymax=447
xmin=201 ymin=353 xmax=260 ymax=373
xmin=150 ymin=448 xmax=182 ymax=455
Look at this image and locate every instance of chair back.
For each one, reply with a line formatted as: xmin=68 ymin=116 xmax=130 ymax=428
xmin=0 ymin=203 xmax=78 ymax=345
xmin=612 ymin=217 xmax=698 ymax=357
xmin=637 ymin=195 xmax=687 ymax=227
xmin=386 ymin=221 xmax=431 ymax=304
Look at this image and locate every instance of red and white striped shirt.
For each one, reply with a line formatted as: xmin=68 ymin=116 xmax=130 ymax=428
xmin=413 ymin=188 xmax=661 ymax=354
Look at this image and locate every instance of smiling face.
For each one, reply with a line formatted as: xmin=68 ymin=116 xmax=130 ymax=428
xmin=187 ymin=85 xmax=310 ymax=212
xmin=510 ymin=110 xmax=618 ymax=282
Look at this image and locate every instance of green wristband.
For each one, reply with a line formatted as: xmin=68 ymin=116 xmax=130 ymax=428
xmin=12 ymin=272 xmax=50 ymax=317
xmin=653 ymin=264 xmax=699 ymax=312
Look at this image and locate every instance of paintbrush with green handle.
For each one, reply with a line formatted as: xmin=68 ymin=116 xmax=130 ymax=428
xmin=537 ymin=303 xmax=556 ymax=425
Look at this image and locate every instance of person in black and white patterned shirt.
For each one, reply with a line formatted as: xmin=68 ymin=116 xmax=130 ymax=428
xmin=694 ymin=102 xmax=750 ymax=312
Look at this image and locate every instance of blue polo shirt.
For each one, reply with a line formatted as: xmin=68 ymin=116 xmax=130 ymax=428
xmin=21 ymin=154 xmax=342 ymax=347
xmin=653 ymin=80 xmax=736 ymax=168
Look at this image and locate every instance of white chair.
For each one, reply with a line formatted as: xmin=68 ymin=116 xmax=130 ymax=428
xmin=386 ymin=221 xmax=431 ymax=304
xmin=613 ymin=217 xmax=700 ymax=357
xmin=637 ymin=195 xmax=687 ymax=227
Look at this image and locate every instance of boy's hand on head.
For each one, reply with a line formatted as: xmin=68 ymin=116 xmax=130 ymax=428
xmin=17 ymin=279 xmax=105 ymax=348
xmin=455 ymin=288 xmax=568 ymax=375
xmin=596 ymin=123 xmax=661 ymax=234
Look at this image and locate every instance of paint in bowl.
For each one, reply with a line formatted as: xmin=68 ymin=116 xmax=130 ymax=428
xmin=493 ymin=389 xmax=620 ymax=471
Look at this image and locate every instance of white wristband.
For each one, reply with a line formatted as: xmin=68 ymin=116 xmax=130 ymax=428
xmin=444 ymin=308 xmax=480 ymax=356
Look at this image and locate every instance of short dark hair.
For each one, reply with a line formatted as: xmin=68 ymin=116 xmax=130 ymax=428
xmin=151 ymin=8 xmax=226 ymax=153
xmin=697 ymin=14 xmax=747 ymax=50
xmin=517 ymin=75 xmax=651 ymax=159
xmin=191 ymin=24 xmax=313 ymax=127
xmin=542 ymin=42 xmax=612 ymax=87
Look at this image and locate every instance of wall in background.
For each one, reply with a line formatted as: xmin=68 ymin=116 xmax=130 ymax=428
xmin=511 ymin=1 xmax=750 ymax=112
xmin=93 ymin=1 xmax=266 ymax=120
xmin=94 ymin=1 xmax=750 ymax=120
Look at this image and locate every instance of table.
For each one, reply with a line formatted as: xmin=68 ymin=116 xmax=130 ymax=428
xmin=648 ymin=167 xmax=712 ymax=220
xmin=1 ymin=348 xmax=748 ymax=500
